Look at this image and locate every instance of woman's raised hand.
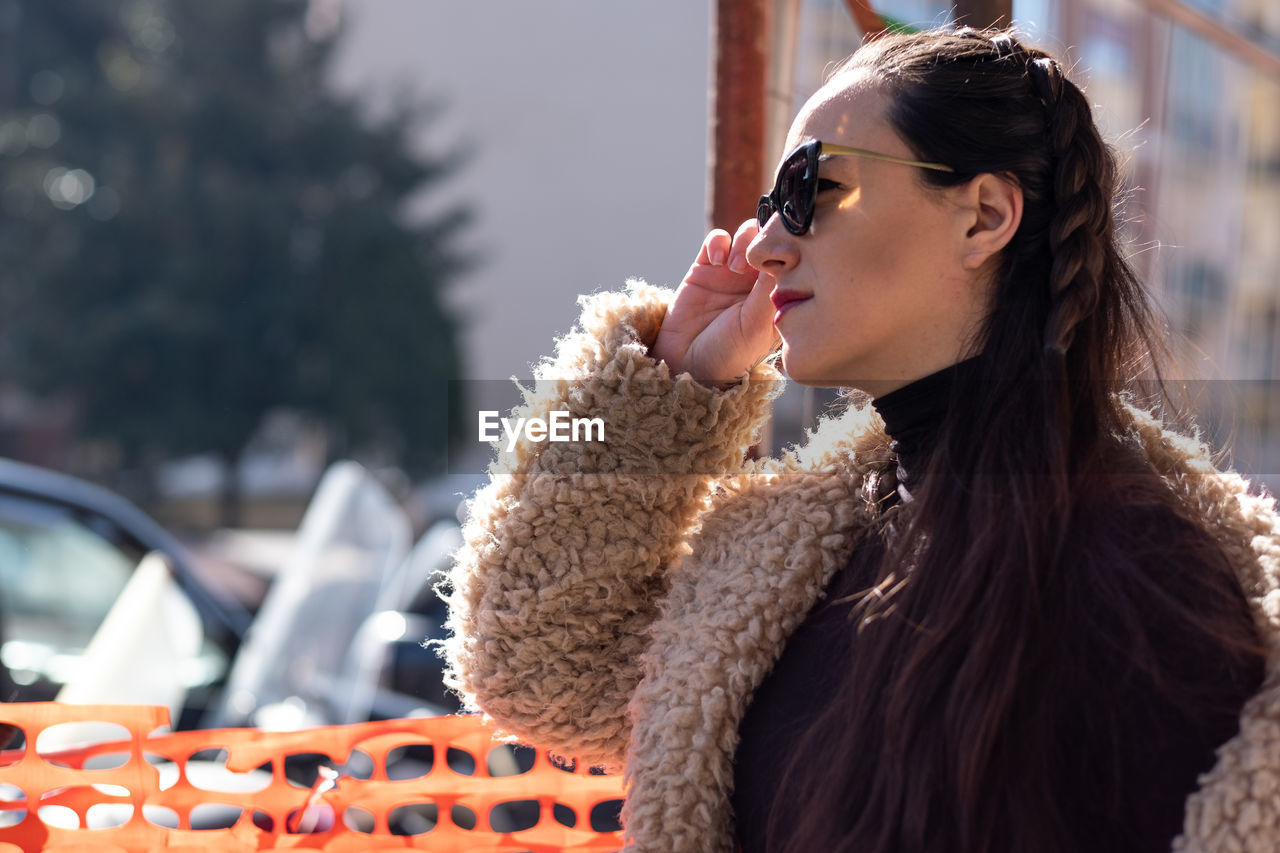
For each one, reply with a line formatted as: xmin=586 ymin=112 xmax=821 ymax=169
xmin=649 ymin=219 xmax=778 ymax=385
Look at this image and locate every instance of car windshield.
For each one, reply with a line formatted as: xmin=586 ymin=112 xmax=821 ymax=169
xmin=0 ymin=493 xmax=135 ymax=693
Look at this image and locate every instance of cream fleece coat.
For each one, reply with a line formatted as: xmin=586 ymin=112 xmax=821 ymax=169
xmin=441 ymin=281 xmax=1280 ymax=852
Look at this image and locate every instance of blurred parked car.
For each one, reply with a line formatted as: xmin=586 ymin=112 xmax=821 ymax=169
xmin=0 ymin=457 xmax=253 ymax=728
xmin=0 ymin=456 xmax=465 ymax=736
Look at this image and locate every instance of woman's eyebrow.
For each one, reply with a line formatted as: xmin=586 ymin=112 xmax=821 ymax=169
xmin=815 ymin=155 xmax=856 ymax=175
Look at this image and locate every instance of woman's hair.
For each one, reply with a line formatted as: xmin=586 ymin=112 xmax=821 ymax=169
xmin=767 ymin=27 xmax=1265 ymax=853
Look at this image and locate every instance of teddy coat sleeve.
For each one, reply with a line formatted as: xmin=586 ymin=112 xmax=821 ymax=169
xmin=439 ymin=279 xmax=782 ymax=768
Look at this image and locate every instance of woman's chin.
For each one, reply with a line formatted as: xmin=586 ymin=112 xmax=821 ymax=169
xmin=782 ymin=369 xmax=847 ymax=389
xmin=779 ymin=350 xmax=850 ymax=388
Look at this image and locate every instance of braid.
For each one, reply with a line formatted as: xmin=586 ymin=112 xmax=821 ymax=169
xmin=929 ymin=29 xmax=1116 ymax=357
xmin=1031 ymin=56 xmax=1112 ymax=356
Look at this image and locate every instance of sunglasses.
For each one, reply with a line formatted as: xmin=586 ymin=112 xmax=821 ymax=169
xmin=756 ymin=140 xmax=955 ymax=236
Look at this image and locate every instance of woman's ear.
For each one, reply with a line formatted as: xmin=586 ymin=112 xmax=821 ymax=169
xmin=959 ymin=173 xmax=1023 ymax=271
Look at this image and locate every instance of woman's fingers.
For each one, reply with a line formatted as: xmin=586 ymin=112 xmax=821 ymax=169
xmin=685 ymin=220 xmax=762 ymax=291
xmin=698 ymin=229 xmax=733 ymax=267
xmin=741 ymin=266 xmax=780 ymax=349
xmin=694 ymin=220 xmax=757 ymax=271
xmin=684 ymin=230 xmax=759 ymax=295
xmin=727 ymin=219 xmax=759 ymax=274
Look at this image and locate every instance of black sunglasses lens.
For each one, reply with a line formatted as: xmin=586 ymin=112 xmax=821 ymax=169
xmin=760 ymin=144 xmax=816 ymax=234
xmin=757 ymin=195 xmax=775 ymax=229
xmin=778 ymin=148 xmax=812 ymax=232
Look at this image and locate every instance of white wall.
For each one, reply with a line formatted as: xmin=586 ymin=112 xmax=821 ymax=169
xmin=330 ymin=1 xmax=712 ymax=381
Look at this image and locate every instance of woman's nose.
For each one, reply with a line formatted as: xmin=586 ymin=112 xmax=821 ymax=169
xmin=745 ymin=216 xmax=799 ymax=274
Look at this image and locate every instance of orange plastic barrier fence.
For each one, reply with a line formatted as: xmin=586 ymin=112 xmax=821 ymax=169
xmin=0 ymin=703 xmax=624 ymax=852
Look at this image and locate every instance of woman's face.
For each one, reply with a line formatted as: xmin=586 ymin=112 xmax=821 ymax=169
xmin=746 ymin=76 xmax=994 ymax=396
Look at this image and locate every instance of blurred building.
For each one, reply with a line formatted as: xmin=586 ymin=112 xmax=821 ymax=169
xmin=329 ymin=1 xmax=712 ymax=384
xmin=1052 ymin=0 xmax=1280 ymax=485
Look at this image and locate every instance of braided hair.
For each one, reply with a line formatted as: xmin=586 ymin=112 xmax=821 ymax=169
xmin=768 ymin=27 xmax=1263 ymax=853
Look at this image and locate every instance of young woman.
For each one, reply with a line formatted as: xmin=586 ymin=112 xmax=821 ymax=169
xmin=442 ymin=27 xmax=1280 ymax=852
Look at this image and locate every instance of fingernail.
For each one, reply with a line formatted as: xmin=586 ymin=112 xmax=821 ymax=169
xmin=711 ymin=245 xmax=727 ymax=265
xmin=729 ymin=253 xmax=748 ymax=274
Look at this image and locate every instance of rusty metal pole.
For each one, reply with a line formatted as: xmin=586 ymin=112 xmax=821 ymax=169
xmin=708 ymin=0 xmax=771 ymax=233
xmin=708 ymin=0 xmax=772 ymax=455
xmin=952 ymin=0 xmax=1012 ymax=29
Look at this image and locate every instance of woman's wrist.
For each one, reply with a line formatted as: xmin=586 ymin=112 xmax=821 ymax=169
xmin=646 ymin=343 xmax=741 ymax=392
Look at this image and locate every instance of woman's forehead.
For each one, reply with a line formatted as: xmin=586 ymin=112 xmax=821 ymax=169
xmin=784 ymin=77 xmax=890 ymax=155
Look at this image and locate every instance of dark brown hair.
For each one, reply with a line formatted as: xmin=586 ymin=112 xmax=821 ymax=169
xmin=767 ymin=27 xmax=1264 ymax=852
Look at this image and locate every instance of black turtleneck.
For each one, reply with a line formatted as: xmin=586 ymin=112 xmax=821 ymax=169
xmin=869 ymin=354 xmax=983 ymax=505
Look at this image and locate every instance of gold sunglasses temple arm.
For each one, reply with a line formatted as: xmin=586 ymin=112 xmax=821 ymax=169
xmin=820 ymin=143 xmax=955 ymax=173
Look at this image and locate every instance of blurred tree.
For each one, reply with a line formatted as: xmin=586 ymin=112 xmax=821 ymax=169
xmin=0 ymin=0 xmax=466 ymax=523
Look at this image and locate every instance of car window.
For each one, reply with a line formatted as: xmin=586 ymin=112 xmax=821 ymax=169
xmin=0 ymin=493 xmax=135 ymax=695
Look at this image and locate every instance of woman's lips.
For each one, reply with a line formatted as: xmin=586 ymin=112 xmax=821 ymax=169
xmin=770 ymin=289 xmax=813 ymax=322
